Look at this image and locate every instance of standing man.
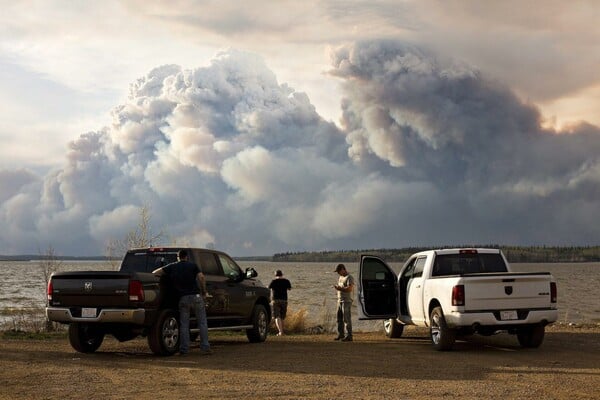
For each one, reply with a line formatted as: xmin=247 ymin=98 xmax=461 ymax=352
xmin=268 ymin=270 xmax=292 ymax=336
xmin=153 ymin=249 xmax=211 ymax=355
xmin=333 ymin=263 xmax=354 ymax=342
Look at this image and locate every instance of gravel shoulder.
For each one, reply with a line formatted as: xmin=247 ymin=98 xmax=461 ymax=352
xmin=0 ymin=324 xmax=598 ymax=399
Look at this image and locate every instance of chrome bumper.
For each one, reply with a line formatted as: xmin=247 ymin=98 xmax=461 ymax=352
xmin=46 ymin=307 xmax=146 ymax=324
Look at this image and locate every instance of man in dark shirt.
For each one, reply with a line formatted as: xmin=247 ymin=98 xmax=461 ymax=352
xmin=268 ymin=270 xmax=292 ymax=336
xmin=153 ymin=249 xmax=211 ymax=355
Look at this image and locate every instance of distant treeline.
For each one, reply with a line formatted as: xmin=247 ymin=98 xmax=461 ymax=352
xmin=3 ymin=245 xmax=600 ymax=263
xmin=272 ymin=245 xmax=600 ymax=263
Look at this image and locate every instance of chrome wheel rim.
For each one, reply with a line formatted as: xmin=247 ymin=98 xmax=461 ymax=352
xmin=430 ymin=313 xmax=441 ymax=344
xmin=162 ymin=317 xmax=179 ymax=350
xmin=384 ymin=319 xmax=392 ymax=335
xmin=258 ymin=310 xmax=268 ymax=338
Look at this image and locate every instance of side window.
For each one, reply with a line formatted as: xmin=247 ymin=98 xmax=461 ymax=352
xmin=218 ymin=254 xmax=242 ymax=280
xmin=362 ymin=258 xmax=393 ymax=281
xmin=401 ymin=258 xmax=417 ymax=280
xmin=413 ymin=257 xmax=426 ymax=278
xmin=194 ymin=251 xmax=221 ymax=276
xmin=433 ymin=255 xmax=453 ymax=276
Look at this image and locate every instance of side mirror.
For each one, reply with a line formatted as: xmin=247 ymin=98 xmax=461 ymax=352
xmin=245 ymin=267 xmax=258 ymax=279
xmin=227 ymin=272 xmax=242 ymax=282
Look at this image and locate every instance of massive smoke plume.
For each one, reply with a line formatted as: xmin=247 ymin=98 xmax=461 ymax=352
xmin=1 ymin=41 xmax=599 ymax=256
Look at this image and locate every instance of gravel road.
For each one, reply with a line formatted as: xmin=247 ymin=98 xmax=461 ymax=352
xmin=0 ymin=324 xmax=598 ymax=399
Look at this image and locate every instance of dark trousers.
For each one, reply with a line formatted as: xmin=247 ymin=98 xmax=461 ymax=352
xmin=336 ymin=300 xmax=353 ymax=337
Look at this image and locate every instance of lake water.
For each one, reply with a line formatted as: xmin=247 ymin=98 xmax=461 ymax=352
xmin=1 ymin=260 xmax=598 ymax=331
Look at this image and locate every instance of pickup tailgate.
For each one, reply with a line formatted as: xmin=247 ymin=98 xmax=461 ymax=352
xmin=50 ymin=271 xmax=135 ymax=308
xmin=463 ymin=272 xmax=554 ymax=311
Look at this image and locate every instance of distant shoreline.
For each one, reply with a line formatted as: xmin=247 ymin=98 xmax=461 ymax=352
xmin=272 ymin=245 xmax=600 ymax=263
xmin=2 ymin=245 xmax=600 ymax=263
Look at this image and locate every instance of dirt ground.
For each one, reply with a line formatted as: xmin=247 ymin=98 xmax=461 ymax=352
xmin=0 ymin=324 xmax=598 ymax=400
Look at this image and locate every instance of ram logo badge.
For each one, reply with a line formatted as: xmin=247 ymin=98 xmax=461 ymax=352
xmin=84 ymin=282 xmax=93 ymax=292
xmin=504 ymin=286 xmax=513 ymax=295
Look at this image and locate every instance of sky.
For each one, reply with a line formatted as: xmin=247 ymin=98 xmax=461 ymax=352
xmin=1 ymin=0 xmax=599 ymax=257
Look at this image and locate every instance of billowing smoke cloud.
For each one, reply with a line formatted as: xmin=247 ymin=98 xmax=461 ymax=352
xmin=332 ymin=40 xmax=600 ymax=245
xmin=2 ymin=41 xmax=600 ymax=256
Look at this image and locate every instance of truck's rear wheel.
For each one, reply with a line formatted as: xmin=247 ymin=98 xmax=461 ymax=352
xmin=430 ymin=306 xmax=456 ymax=351
xmin=246 ymin=304 xmax=268 ymax=343
xmin=68 ymin=323 xmax=104 ymax=353
xmin=517 ymin=324 xmax=545 ymax=348
xmin=384 ymin=318 xmax=404 ymax=338
xmin=148 ymin=309 xmax=179 ymax=356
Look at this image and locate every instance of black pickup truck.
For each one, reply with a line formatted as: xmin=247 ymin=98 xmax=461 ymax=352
xmin=46 ymin=247 xmax=271 ymax=355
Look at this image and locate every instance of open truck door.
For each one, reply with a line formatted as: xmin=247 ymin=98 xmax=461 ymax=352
xmin=357 ymin=255 xmax=398 ymax=320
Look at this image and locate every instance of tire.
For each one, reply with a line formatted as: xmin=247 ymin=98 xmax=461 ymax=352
xmin=384 ymin=318 xmax=404 ymax=338
xmin=68 ymin=323 xmax=105 ymax=353
xmin=517 ymin=325 xmax=545 ymax=348
xmin=148 ymin=309 xmax=179 ymax=356
xmin=246 ymin=304 xmax=268 ymax=343
xmin=430 ymin=306 xmax=456 ymax=351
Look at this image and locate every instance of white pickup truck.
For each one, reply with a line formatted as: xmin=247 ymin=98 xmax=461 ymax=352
xmin=358 ymin=248 xmax=558 ymax=350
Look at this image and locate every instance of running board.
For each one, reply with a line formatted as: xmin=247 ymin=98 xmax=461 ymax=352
xmin=190 ymin=325 xmax=253 ymax=333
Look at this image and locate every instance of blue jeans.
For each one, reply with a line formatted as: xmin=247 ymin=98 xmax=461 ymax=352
xmin=336 ymin=300 xmax=353 ymax=338
xmin=179 ymin=294 xmax=210 ymax=353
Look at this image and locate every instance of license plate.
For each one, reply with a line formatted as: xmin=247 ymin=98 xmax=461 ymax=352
xmin=81 ymin=308 xmax=97 ymax=318
xmin=500 ymin=310 xmax=518 ymax=320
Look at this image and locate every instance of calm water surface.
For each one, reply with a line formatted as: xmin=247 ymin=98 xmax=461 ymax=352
xmin=1 ymin=260 xmax=598 ymax=330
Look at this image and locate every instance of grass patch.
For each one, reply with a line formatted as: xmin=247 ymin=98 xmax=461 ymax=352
xmin=1 ymin=330 xmax=66 ymax=340
xmin=0 ymin=307 xmax=64 ymax=334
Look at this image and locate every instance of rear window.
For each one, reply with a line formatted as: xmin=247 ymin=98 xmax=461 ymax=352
xmin=432 ymin=253 xmax=507 ymax=276
xmin=120 ymin=251 xmax=178 ymax=273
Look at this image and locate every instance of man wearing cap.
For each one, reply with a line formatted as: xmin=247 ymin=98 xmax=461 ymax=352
xmin=333 ymin=263 xmax=354 ymax=341
xmin=268 ymin=270 xmax=292 ymax=336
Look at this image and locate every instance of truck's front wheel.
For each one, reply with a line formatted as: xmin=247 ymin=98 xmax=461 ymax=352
xmin=430 ymin=306 xmax=456 ymax=351
xmin=68 ymin=323 xmax=104 ymax=353
xmin=517 ymin=324 xmax=545 ymax=348
xmin=148 ymin=309 xmax=179 ymax=356
xmin=384 ymin=318 xmax=404 ymax=338
xmin=246 ymin=304 xmax=268 ymax=343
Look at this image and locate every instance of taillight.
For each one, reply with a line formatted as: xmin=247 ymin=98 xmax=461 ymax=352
xmin=452 ymin=285 xmax=465 ymax=306
xmin=129 ymin=280 xmax=144 ymax=302
xmin=550 ymin=282 xmax=557 ymax=303
xmin=47 ymin=280 xmax=53 ymax=302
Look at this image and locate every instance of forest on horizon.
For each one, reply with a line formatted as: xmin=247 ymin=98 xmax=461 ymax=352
xmin=2 ymin=245 xmax=600 ymax=264
xmin=271 ymin=245 xmax=600 ymax=263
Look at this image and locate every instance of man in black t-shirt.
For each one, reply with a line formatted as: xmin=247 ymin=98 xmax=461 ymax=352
xmin=153 ymin=249 xmax=211 ymax=355
xmin=268 ymin=270 xmax=292 ymax=336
